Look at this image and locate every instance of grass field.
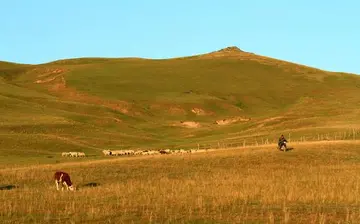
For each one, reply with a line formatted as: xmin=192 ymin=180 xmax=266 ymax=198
xmin=2 ymin=141 xmax=360 ymax=223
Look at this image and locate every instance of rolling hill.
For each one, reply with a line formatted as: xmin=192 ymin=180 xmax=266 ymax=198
xmin=1 ymin=46 xmax=360 ymax=165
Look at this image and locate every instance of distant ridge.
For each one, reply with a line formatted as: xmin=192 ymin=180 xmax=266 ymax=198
xmin=193 ymin=46 xmax=250 ymax=59
xmin=0 ymin=61 xmax=30 ymax=68
xmin=185 ymin=46 xmax=327 ymax=73
xmin=215 ymin=46 xmax=245 ymax=53
xmin=0 ymin=46 xmax=356 ymax=74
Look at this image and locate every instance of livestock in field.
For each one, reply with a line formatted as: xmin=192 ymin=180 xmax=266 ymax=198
xmin=77 ymin=152 xmax=86 ymax=157
xmin=61 ymin=152 xmax=70 ymax=157
xmin=102 ymin=148 xmax=200 ymax=157
xmin=54 ymin=171 xmax=75 ymax=191
xmin=102 ymin=150 xmax=112 ymax=156
xmin=141 ymin=150 xmax=159 ymax=155
xmin=62 ymin=152 xmax=86 ymax=157
xmin=112 ymin=150 xmax=126 ymax=156
xmin=172 ymin=149 xmax=186 ymax=154
xmin=159 ymin=149 xmax=171 ymax=154
xmin=69 ymin=152 xmax=79 ymax=157
xmin=134 ymin=151 xmax=142 ymax=155
xmin=124 ymin=150 xmax=134 ymax=155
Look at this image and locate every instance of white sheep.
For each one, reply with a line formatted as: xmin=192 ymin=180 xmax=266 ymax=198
xmin=61 ymin=152 xmax=70 ymax=157
xmin=102 ymin=150 xmax=112 ymax=156
xmin=77 ymin=152 xmax=86 ymax=157
xmin=134 ymin=151 xmax=142 ymax=155
xmin=69 ymin=152 xmax=79 ymax=157
xmin=159 ymin=149 xmax=171 ymax=154
xmin=123 ymin=150 xmax=134 ymax=155
xmin=119 ymin=151 xmax=127 ymax=156
xmin=111 ymin=150 xmax=121 ymax=156
xmin=145 ymin=150 xmax=157 ymax=155
xmin=141 ymin=151 xmax=150 ymax=155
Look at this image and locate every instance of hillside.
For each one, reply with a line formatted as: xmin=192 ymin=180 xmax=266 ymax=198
xmin=1 ymin=46 xmax=360 ymax=165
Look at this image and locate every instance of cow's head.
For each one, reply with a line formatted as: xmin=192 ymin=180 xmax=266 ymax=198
xmin=69 ymin=185 xmax=76 ymax=191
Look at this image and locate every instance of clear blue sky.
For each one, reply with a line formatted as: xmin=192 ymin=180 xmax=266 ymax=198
xmin=1 ymin=0 xmax=359 ymax=74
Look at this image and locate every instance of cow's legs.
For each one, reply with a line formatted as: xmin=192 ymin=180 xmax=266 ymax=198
xmin=59 ymin=174 xmax=64 ymax=191
xmin=63 ymin=182 xmax=69 ymax=191
xmin=55 ymin=180 xmax=60 ymax=190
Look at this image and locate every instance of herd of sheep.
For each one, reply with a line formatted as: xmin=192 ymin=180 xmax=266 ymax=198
xmin=61 ymin=149 xmax=209 ymax=157
xmin=61 ymin=152 xmax=86 ymax=157
xmin=102 ymin=148 xmax=208 ymax=156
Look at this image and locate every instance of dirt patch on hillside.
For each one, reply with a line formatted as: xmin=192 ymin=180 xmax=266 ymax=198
xmin=34 ymin=74 xmax=63 ymax=84
xmin=215 ymin=117 xmax=250 ymax=125
xmin=191 ymin=108 xmax=208 ymax=115
xmin=33 ymin=68 xmax=65 ymax=83
xmin=173 ymin=121 xmax=201 ymax=128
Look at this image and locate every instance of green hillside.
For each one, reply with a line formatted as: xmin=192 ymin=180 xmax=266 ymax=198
xmin=1 ymin=46 xmax=360 ymax=165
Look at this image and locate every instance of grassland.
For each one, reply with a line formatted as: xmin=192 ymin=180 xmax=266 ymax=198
xmin=2 ymin=141 xmax=360 ymax=223
xmin=1 ymin=47 xmax=360 ymax=164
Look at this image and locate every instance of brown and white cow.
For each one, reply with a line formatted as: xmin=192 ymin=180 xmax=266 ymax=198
xmin=54 ymin=171 xmax=75 ymax=191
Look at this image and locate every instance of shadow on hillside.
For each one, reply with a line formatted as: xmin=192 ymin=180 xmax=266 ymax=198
xmin=84 ymin=155 xmax=97 ymax=157
xmin=278 ymin=147 xmax=294 ymax=152
xmin=0 ymin=185 xmax=18 ymax=191
xmin=79 ymin=182 xmax=101 ymax=188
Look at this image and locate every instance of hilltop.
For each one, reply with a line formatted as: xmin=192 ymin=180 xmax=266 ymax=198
xmin=1 ymin=46 xmax=360 ymax=164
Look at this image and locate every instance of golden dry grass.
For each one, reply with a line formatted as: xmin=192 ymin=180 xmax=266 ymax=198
xmin=2 ymin=141 xmax=360 ymax=223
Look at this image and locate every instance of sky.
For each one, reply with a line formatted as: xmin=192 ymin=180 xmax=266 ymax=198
xmin=1 ymin=0 xmax=360 ymax=74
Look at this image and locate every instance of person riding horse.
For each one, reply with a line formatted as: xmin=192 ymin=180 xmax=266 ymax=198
xmin=278 ymin=135 xmax=287 ymax=150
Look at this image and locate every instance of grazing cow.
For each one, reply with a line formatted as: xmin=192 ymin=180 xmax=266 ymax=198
xmin=54 ymin=171 xmax=75 ymax=191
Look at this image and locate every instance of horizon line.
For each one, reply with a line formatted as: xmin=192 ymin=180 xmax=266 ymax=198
xmin=1 ymin=46 xmax=359 ymax=75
